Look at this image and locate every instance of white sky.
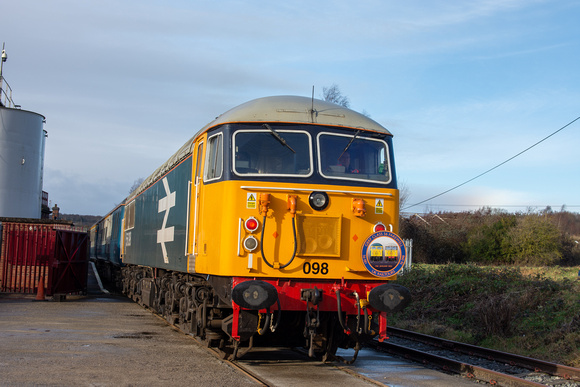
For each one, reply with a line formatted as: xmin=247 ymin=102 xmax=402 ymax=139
xmin=2 ymin=0 xmax=579 ymax=216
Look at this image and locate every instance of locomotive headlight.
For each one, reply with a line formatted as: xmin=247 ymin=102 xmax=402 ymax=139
xmin=243 ymin=236 xmax=259 ymax=252
xmin=244 ymin=217 xmax=259 ymax=233
xmin=309 ymin=191 xmax=329 ymax=211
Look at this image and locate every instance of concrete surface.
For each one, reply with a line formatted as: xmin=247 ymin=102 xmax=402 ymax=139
xmin=0 ymin=294 xmax=258 ymax=386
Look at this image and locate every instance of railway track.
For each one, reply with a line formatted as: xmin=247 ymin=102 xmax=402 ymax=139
xmin=367 ymin=327 xmax=580 ymax=387
xmin=148 ymin=298 xmax=579 ymax=386
xmin=153 ymin=310 xmax=381 ymax=386
xmin=148 ymin=313 xmax=273 ymax=386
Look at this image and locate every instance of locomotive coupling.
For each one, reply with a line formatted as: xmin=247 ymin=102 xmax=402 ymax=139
xmin=300 ymin=287 xmax=323 ymax=305
xmin=287 ymin=195 xmax=297 ymax=217
xmin=368 ymin=283 xmax=411 ymax=313
xmin=259 ymin=193 xmax=270 ymax=216
xmin=232 ymin=280 xmax=278 ymax=310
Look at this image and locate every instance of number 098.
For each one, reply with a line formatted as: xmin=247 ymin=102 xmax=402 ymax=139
xmin=302 ymin=262 xmax=329 ymax=275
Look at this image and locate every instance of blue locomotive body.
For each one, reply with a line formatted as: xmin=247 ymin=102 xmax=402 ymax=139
xmin=123 ymin=156 xmax=192 ymax=271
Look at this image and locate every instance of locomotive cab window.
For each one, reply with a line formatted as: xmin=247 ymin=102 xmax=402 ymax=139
xmin=318 ymin=132 xmax=391 ymax=184
xmin=204 ymin=133 xmax=223 ymax=181
xmin=194 ymin=141 xmax=204 ymax=185
xmin=233 ymin=129 xmax=313 ymax=177
xmin=125 ymin=200 xmax=135 ymax=230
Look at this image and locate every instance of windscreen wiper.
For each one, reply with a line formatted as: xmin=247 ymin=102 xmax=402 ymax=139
xmin=263 ymin=124 xmax=296 ymax=153
xmin=338 ymin=129 xmax=361 ymax=160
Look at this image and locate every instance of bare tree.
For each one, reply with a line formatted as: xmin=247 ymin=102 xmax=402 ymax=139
xmin=322 ymin=84 xmax=350 ymax=108
xmin=129 ymin=177 xmax=144 ymax=194
xmin=398 ymin=180 xmax=411 ymax=211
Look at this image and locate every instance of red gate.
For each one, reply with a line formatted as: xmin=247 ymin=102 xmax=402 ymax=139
xmin=48 ymin=230 xmax=89 ymax=295
xmin=0 ymin=222 xmax=88 ymax=296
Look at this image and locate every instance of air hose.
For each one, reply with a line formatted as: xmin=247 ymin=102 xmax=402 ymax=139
xmin=335 ymin=289 xmax=351 ymax=335
xmin=257 ymin=298 xmax=282 ymax=335
xmin=260 ymin=215 xmax=297 ymax=269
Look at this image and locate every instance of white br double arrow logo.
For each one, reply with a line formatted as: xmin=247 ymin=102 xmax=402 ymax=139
xmin=157 ymin=177 xmax=175 ymax=263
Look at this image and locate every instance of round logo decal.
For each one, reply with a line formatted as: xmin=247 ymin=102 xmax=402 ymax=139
xmin=361 ymin=231 xmax=406 ymax=277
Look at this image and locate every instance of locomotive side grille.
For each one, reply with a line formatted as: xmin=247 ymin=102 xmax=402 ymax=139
xmin=296 ymin=214 xmax=342 ymax=257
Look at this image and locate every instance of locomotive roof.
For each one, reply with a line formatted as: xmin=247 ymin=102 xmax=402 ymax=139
xmin=197 ymin=95 xmax=392 ymax=136
xmin=128 ymin=96 xmax=391 ymax=200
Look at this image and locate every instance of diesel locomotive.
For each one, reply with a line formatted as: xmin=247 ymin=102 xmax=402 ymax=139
xmin=90 ymin=95 xmax=411 ymax=361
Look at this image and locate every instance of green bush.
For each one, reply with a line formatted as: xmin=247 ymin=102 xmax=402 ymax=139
xmin=505 ymin=215 xmax=562 ymax=265
xmin=465 ymin=215 xmax=516 ymax=264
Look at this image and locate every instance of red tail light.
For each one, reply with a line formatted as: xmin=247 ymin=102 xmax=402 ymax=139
xmin=373 ymin=222 xmax=386 ymax=232
xmin=245 ymin=217 xmax=259 ymax=232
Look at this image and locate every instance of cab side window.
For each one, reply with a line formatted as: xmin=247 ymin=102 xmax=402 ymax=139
xmin=125 ymin=200 xmax=135 ymax=230
xmin=204 ymin=133 xmax=223 ymax=181
xmin=194 ymin=142 xmax=204 ymax=185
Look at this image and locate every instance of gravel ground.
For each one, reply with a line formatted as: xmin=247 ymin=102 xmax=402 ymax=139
xmin=0 ymin=294 xmax=258 ymax=387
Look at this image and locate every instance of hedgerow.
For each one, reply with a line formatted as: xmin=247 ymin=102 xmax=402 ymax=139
xmin=390 ymin=264 xmax=580 ymax=366
xmin=399 ymin=208 xmax=580 ymax=266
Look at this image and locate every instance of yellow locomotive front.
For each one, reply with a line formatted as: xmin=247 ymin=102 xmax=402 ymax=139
xmin=190 ymin=96 xmax=410 ymax=359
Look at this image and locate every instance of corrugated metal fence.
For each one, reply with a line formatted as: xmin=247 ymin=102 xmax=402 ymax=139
xmin=0 ymin=222 xmax=89 ymax=296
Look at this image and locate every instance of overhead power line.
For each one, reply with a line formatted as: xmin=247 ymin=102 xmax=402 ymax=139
xmin=402 ymin=115 xmax=580 ymax=211
xmin=404 ymin=204 xmax=580 ymax=209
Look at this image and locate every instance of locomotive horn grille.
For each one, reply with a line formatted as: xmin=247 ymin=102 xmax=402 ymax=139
xmin=295 ymin=214 xmax=342 ymax=257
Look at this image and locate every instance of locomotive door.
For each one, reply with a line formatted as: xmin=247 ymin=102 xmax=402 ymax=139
xmin=190 ymin=140 xmax=204 ymax=268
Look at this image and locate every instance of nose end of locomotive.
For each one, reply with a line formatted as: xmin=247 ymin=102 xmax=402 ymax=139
xmin=232 ymin=280 xmax=278 ymax=310
xmin=368 ymin=283 xmax=411 ymax=313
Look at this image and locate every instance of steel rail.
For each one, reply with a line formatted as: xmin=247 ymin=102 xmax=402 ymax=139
xmin=367 ymin=340 xmax=547 ymax=387
xmin=387 ymin=327 xmax=580 ymax=381
xmin=150 ymin=310 xmax=272 ymax=386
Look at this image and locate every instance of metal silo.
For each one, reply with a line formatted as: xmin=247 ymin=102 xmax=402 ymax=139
xmin=0 ymin=106 xmax=46 ymax=219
